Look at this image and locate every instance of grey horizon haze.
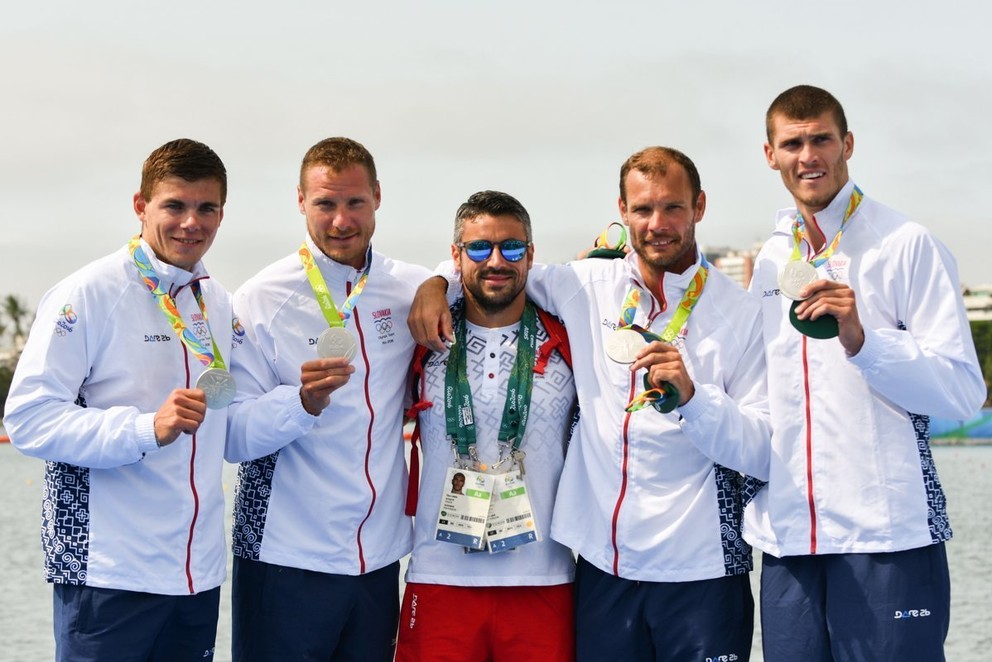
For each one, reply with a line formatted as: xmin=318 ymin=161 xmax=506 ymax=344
xmin=2 ymin=1 xmax=991 ymax=313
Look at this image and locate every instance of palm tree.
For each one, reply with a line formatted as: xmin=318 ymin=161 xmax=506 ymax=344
xmin=3 ymin=294 xmax=31 ymax=347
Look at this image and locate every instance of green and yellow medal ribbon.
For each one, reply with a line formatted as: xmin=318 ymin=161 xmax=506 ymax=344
xmin=299 ymin=243 xmax=371 ymax=329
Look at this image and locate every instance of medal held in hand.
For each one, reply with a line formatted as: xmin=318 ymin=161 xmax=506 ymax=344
xmin=783 ymin=185 xmax=863 ymax=339
xmin=789 ymin=300 xmax=839 ymax=339
xmin=778 ymin=260 xmax=817 ymax=301
xmin=317 ymin=327 xmax=358 ymax=360
xmin=196 ymin=367 xmax=238 ymax=409
xmin=299 ymin=243 xmax=370 ymax=362
xmin=130 ymin=236 xmax=236 ymax=409
xmin=605 ymin=327 xmax=646 ymax=364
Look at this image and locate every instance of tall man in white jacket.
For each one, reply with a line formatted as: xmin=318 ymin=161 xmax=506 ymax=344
xmin=747 ymin=85 xmax=986 ymax=661
xmin=6 ymin=139 xmax=232 ymax=661
xmin=226 ymin=137 xmax=430 ymax=661
xmin=410 ymin=147 xmax=771 ymax=661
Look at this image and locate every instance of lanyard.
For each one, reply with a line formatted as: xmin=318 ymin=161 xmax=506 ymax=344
xmin=128 ymin=236 xmax=226 ymax=370
xmin=298 ymin=243 xmax=372 ymax=328
xmin=444 ymin=302 xmax=539 ymax=460
xmin=788 ymin=185 xmax=864 ymax=267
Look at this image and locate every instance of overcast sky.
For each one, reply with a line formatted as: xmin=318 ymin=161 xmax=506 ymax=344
xmin=3 ymin=1 xmax=991 ymax=314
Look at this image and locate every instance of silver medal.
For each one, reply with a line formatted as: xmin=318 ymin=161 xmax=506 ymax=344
xmin=195 ymin=367 xmax=237 ymax=410
xmin=778 ymin=261 xmax=818 ymax=301
xmin=317 ymin=327 xmax=358 ymax=360
xmin=605 ymin=328 xmax=645 ymax=364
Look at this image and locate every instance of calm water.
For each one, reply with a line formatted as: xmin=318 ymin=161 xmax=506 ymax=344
xmin=1 ymin=443 xmax=989 ymax=661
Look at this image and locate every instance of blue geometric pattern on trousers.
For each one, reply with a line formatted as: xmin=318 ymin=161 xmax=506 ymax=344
xmin=713 ymin=463 xmax=753 ymax=576
xmin=232 ymin=451 xmax=280 ymax=560
xmin=42 ymin=461 xmax=90 ymax=584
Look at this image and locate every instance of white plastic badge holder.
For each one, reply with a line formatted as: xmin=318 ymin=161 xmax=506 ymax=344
xmin=486 ymin=471 xmax=539 ymax=553
xmin=435 ymin=467 xmax=494 ymax=551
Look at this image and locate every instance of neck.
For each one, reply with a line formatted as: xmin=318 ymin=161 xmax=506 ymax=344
xmin=463 ymin=295 xmax=526 ymax=329
xmin=796 ymin=205 xmax=827 ymax=252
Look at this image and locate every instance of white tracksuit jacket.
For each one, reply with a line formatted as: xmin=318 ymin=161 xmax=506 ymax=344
xmin=744 ymin=179 xmax=986 ymax=557
xmin=6 ymin=241 xmax=232 ymax=595
xmin=450 ymin=253 xmax=772 ymax=582
xmin=226 ymin=237 xmax=430 ymax=575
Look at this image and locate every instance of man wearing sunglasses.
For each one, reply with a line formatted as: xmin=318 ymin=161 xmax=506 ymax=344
xmin=396 ymin=190 xmax=577 ymax=661
xmin=224 ymin=137 xmax=431 ymax=661
xmin=409 ymin=147 xmax=771 ymax=661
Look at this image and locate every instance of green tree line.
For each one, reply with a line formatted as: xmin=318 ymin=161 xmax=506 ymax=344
xmin=969 ymin=320 xmax=992 ymax=408
xmin=0 ymin=294 xmax=33 ymax=420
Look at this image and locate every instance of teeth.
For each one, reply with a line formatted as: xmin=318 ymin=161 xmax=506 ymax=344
xmin=800 ymin=172 xmax=824 ymax=180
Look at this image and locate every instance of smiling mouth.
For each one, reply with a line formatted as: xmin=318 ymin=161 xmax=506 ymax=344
xmin=645 ymin=237 xmax=677 ymax=249
xmin=799 ymin=172 xmax=825 ymax=180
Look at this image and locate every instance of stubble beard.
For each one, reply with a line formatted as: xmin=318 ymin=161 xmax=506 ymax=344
xmin=464 ymin=270 xmax=525 ymax=315
xmin=633 ymin=224 xmax=696 ymax=274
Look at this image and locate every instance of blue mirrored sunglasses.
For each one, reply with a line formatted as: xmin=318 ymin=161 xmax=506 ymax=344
xmin=456 ymin=239 xmax=530 ymax=263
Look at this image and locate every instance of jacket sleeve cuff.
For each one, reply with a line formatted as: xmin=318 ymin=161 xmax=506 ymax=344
xmin=676 ymin=385 xmax=709 ymax=422
xmin=289 ymin=387 xmax=322 ymax=426
xmin=135 ymin=413 xmax=160 ymax=454
xmin=847 ymin=326 xmax=882 ymax=371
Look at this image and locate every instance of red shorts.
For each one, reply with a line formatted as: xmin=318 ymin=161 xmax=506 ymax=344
xmin=395 ymin=582 xmax=575 ymax=662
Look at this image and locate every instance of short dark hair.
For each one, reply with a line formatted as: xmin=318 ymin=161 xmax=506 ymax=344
xmin=300 ymin=137 xmax=377 ymax=191
xmin=140 ymin=139 xmax=227 ymax=204
xmin=766 ymin=85 xmax=848 ymax=141
xmin=454 ymin=190 xmax=532 ymax=243
xmin=619 ymin=146 xmax=702 ymax=205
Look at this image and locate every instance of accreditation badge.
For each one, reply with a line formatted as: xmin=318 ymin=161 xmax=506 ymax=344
xmin=486 ymin=470 xmax=539 ymax=553
xmin=435 ymin=467 xmax=493 ymax=551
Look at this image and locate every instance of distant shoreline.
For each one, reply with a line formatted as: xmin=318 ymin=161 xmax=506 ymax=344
xmin=932 ymin=437 xmax=992 ymax=446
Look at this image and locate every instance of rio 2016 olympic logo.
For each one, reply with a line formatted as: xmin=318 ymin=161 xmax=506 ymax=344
xmin=54 ymin=304 xmax=79 ymax=336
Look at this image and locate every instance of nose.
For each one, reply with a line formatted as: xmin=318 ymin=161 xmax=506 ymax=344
xmin=180 ymin=212 xmax=200 ymax=232
xmin=799 ymin=140 xmax=818 ymax=165
xmin=330 ymin=209 xmax=354 ymax=231
xmin=645 ymin=210 xmax=668 ymax=234
xmin=486 ymin=246 xmax=511 ymax=267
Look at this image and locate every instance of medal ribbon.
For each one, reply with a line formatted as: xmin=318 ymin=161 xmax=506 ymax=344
xmin=788 ymin=185 xmax=864 ymax=267
xmin=619 ymin=260 xmax=710 ymax=412
xmin=617 ymin=261 xmax=709 ymax=343
xmin=299 ymin=243 xmax=372 ymax=329
xmin=444 ymin=302 xmax=539 ymax=460
xmin=128 ymin=236 xmax=226 ymax=370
